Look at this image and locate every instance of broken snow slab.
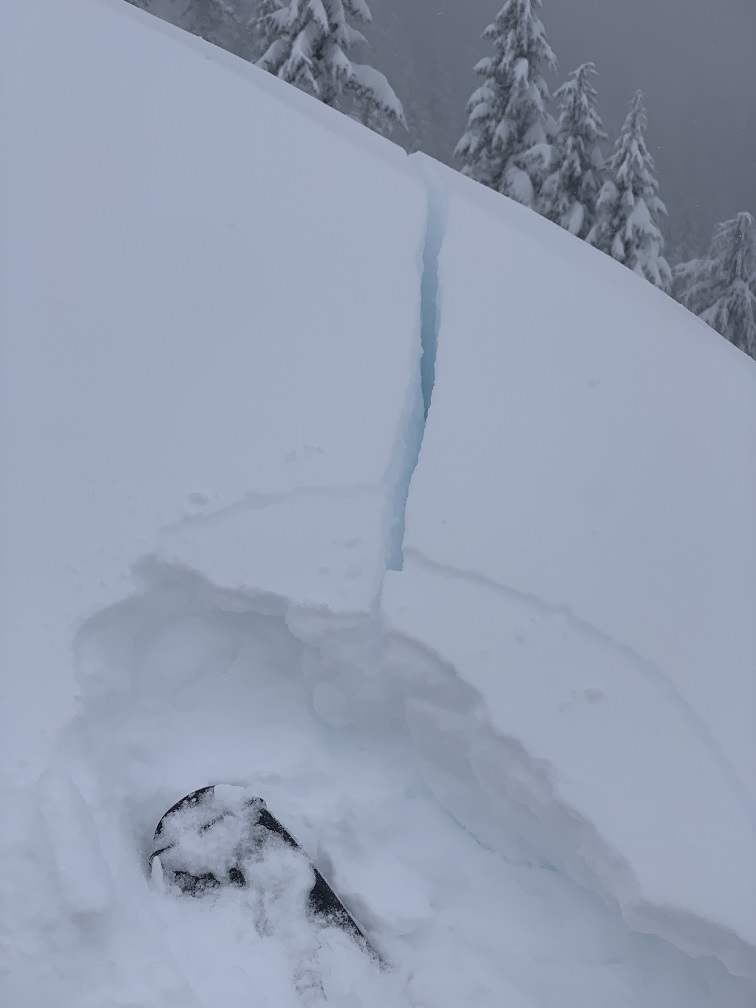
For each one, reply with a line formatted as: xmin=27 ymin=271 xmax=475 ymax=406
xmin=385 ymin=154 xmax=756 ymax=978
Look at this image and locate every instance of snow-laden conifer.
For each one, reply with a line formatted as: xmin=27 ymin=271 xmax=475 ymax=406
xmin=254 ymin=0 xmax=405 ymax=133
xmin=538 ymin=62 xmax=606 ymax=238
xmin=674 ymin=212 xmax=756 ymax=359
xmin=455 ymin=0 xmax=556 ymax=208
xmin=171 ymin=0 xmax=261 ymax=59
xmin=184 ymin=0 xmax=240 ymax=49
xmin=587 ymin=91 xmax=671 ymax=289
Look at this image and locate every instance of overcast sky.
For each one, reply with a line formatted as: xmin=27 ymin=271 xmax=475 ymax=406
xmin=369 ymin=0 xmax=755 ymax=249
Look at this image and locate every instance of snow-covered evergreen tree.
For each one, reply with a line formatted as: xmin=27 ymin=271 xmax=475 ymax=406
xmin=674 ymin=211 xmax=756 ymax=359
xmin=665 ymin=207 xmax=711 ymax=267
xmin=455 ymin=0 xmax=556 ymax=208
xmin=252 ymin=0 xmax=284 ymax=57
xmin=254 ymin=0 xmax=405 ymax=133
xmin=184 ymin=0 xmax=239 ymax=49
xmin=538 ymin=62 xmax=606 ymax=238
xmin=587 ymin=91 xmax=671 ymax=289
xmin=171 ymin=0 xmax=261 ymax=59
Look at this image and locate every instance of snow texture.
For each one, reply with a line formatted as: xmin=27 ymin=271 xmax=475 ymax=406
xmin=2 ymin=1 xmax=756 ymax=1006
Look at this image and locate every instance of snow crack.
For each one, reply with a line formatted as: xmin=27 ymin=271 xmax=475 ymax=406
xmin=159 ymin=483 xmax=380 ymax=536
xmin=412 ymin=153 xmax=447 ymax=420
xmin=402 ymin=545 xmax=756 ymax=830
xmin=386 ymin=154 xmax=448 ymax=572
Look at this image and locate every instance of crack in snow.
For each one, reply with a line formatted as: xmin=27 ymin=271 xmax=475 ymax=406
xmin=386 ymin=155 xmax=447 ymax=572
xmin=401 ymin=545 xmax=756 ymax=832
xmin=412 ymin=154 xmax=447 ymax=421
xmin=159 ymin=484 xmax=381 ymax=536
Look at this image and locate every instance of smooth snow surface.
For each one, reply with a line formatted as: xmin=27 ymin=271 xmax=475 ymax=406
xmin=2 ymin=1 xmax=755 ymax=1006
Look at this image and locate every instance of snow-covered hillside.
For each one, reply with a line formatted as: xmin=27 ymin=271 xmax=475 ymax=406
xmin=386 ymin=157 xmax=756 ymax=974
xmin=2 ymin=1 xmax=755 ymax=1006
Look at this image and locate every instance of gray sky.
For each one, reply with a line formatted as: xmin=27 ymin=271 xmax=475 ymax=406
xmin=369 ymin=0 xmax=755 ymax=253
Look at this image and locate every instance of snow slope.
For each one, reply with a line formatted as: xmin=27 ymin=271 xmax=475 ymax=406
xmin=1 ymin=0 xmax=755 ymax=1005
xmin=384 ymin=156 xmax=756 ymax=978
xmin=0 ymin=0 xmax=424 ymax=777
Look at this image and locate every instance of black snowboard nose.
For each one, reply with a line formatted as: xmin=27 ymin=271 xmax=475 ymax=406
xmin=149 ymin=785 xmax=370 ymax=951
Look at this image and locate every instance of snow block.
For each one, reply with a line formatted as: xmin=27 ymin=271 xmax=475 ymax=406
xmin=385 ymin=154 xmax=756 ymax=976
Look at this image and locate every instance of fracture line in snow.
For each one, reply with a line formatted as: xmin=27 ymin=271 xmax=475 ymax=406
xmin=402 ymin=545 xmax=756 ymax=830
xmin=147 ymin=156 xmax=449 ymax=584
xmin=157 ymin=483 xmax=382 ymax=538
xmin=387 ymin=156 xmax=448 ymax=572
xmin=411 ymin=153 xmax=447 ymax=420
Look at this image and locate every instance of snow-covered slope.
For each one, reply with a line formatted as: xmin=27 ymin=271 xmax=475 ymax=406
xmin=0 ymin=0 xmax=424 ymax=776
xmin=2 ymin=1 xmax=755 ymax=1006
xmin=384 ymin=156 xmax=756 ymax=976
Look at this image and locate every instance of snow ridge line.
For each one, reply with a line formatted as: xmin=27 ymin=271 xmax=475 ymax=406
xmin=386 ymin=154 xmax=448 ymax=572
xmin=402 ymin=545 xmax=756 ymax=831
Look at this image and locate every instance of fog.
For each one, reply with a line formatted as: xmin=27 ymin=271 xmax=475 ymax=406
xmin=367 ymin=0 xmax=755 ymax=255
